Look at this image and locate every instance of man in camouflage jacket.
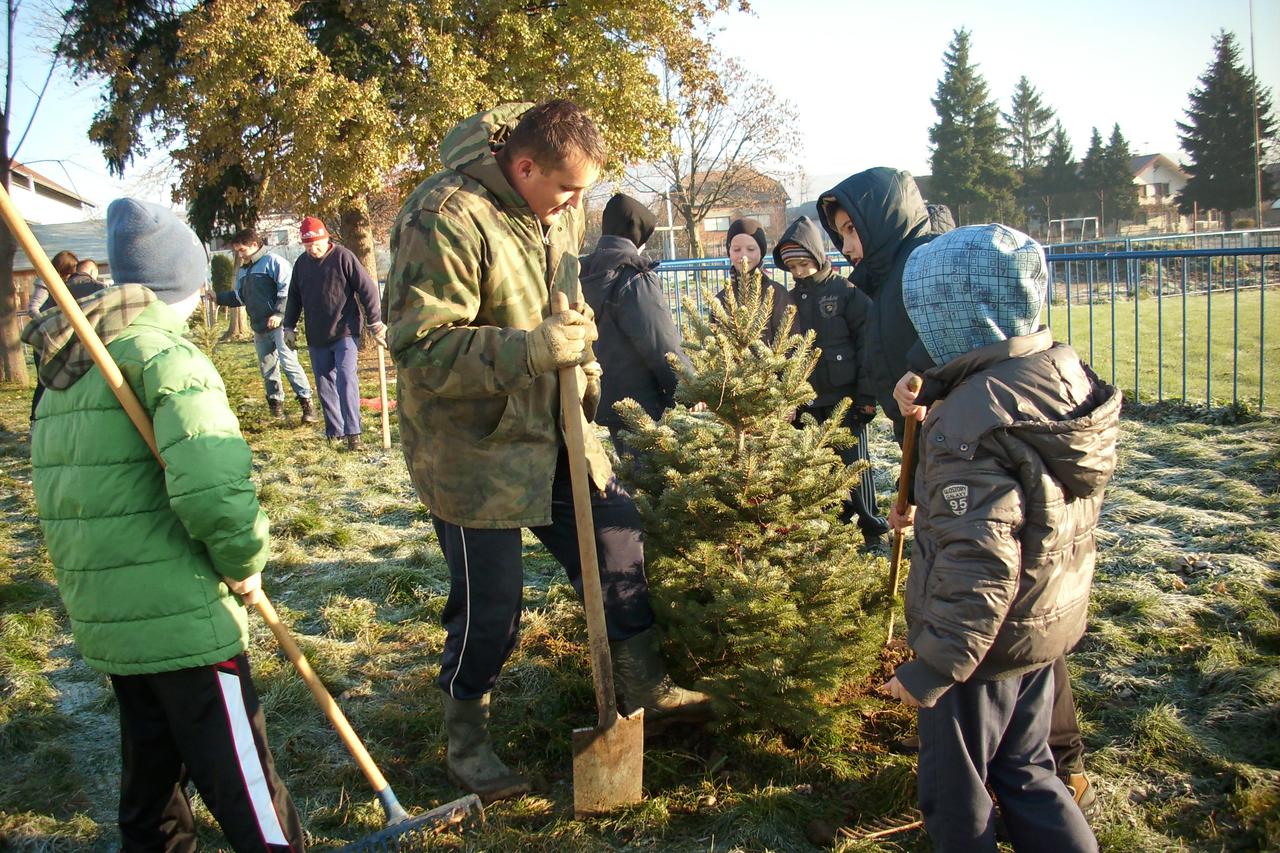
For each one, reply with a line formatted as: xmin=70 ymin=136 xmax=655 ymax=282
xmin=385 ymin=100 xmax=710 ymax=804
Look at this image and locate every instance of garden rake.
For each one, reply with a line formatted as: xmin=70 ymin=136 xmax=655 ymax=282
xmin=0 ymin=185 xmax=481 ymax=850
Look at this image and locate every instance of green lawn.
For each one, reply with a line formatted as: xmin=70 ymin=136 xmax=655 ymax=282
xmin=1 ymin=330 xmax=1278 ymax=851
xmin=1046 ymin=285 xmax=1279 ymax=411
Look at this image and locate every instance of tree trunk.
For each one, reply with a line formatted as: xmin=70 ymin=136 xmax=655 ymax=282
xmin=339 ymin=196 xmax=378 ymax=279
xmin=684 ymin=217 xmax=703 ymax=259
xmin=0 ymin=196 xmax=29 ymax=386
xmin=221 ymin=306 xmax=249 ymax=341
xmin=339 ymin=196 xmax=379 ymax=347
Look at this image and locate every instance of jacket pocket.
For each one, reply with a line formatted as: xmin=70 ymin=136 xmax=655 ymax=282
xmin=821 ymin=342 xmax=858 ymax=388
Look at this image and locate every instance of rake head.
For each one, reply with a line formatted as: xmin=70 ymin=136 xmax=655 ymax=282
xmin=337 ymin=794 xmax=483 ymax=852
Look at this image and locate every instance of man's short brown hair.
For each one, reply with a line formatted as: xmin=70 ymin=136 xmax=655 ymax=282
xmin=229 ymin=227 xmax=262 ymax=248
xmin=501 ymin=99 xmax=606 ymax=171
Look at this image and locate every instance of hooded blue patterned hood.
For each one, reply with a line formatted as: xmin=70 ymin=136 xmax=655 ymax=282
xmin=902 ymin=223 xmax=1046 ymax=366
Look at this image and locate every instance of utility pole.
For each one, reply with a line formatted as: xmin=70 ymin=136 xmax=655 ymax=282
xmin=1249 ymin=0 xmax=1263 ymax=229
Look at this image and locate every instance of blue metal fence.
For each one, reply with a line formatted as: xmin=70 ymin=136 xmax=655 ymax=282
xmin=651 ymin=244 xmax=1280 ymax=412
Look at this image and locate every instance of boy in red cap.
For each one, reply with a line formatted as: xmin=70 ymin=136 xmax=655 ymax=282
xmin=283 ymin=217 xmax=386 ymax=449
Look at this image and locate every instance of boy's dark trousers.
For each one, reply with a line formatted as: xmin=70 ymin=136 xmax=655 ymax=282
xmin=796 ymin=402 xmax=885 ymax=535
xmin=917 ymin=664 xmax=1096 ymax=853
xmin=111 ymin=655 xmax=305 ymax=852
xmin=432 ymin=448 xmax=655 ymax=700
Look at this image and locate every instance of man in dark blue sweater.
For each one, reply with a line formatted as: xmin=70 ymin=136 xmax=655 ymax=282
xmin=283 ymin=216 xmax=386 ymax=449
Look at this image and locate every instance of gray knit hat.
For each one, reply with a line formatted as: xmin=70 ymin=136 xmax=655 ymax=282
xmin=106 ymin=198 xmax=208 ymax=305
xmin=902 ymin=223 xmax=1046 ymax=366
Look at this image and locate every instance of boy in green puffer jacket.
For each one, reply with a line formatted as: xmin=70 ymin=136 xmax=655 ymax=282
xmin=22 ymin=198 xmax=305 ymax=852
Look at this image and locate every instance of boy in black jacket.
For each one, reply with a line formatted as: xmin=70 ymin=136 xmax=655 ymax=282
xmin=773 ymin=216 xmax=888 ymax=546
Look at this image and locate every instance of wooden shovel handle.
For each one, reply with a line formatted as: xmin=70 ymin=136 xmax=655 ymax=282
xmin=0 ymin=184 xmax=395 ymax=797
xmin=553 ymin=292 xmax=618 ymax=729
xmin=886 ymin=374 xmax=923 ymax=644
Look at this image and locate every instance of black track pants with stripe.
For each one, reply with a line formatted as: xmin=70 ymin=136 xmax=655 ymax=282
xmin=110 ymin=655 xmax=305 ymax=852
xmin=797 ymin=402 xmax=884 ymax=532
xmin=432 ymin=448 xmax=655 ymax=700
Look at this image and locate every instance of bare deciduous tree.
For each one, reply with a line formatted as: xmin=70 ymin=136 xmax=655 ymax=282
xmin=629 ymin=58 xmax=800 ymax=258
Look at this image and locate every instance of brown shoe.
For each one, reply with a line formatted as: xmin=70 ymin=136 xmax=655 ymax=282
xmin=1062 ymin=772 xmax=1100 ymax=824
xmin=343 ymin=433 xmax=360 ymax=450
xmin=267 ymin=399 xmax=285 ymax=419
xmin=299 ymin=396 xmax=319 ymax=425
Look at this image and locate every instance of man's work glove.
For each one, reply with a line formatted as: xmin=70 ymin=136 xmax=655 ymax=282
xmin=580 ymin=360 xmax=602 ymax=422
xmin=266 ymin=314 xmax=283 ymax=330
xmin=527 ymin=296 xmax=597 ymax=376
xmin=283 ymin=328 xmax=297 ymax=350
xmin=369 ymin=321 xmax=388 ymax=349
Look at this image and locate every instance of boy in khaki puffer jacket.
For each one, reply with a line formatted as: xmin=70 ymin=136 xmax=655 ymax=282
xmin=879 ymin=224 xmax=1120 ymax=853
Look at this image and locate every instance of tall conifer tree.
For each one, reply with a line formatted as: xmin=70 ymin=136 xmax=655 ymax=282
xmin=1003 ymin=76 xmax=1056 ymax=172
xmin=1104 ymin=123 xmax=1139 ymax=223
xmin=1177 ymin=30 xmax=1276 ymax=227
xmin=928 ymin=29 xmax=1017 ymax=222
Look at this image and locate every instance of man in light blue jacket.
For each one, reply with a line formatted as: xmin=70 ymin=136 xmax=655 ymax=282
xmin=211 ymin=227 xmax=317 ymax=423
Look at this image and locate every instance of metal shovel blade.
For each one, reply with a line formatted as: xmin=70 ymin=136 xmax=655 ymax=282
xmin=571 ymin=709 xmax=644 ymax=817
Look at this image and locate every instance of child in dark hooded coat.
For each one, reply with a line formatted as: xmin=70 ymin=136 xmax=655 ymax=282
xmin=580 ymin=193 xmax=692 ymax=452
xmin=773 ymin=215 xmax=888 ymax=545
xmin=714 ymin=217 xmax=791 ymax=343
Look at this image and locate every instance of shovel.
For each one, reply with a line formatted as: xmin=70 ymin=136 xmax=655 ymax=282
xmin=885 ymin=375 xmax=923 ymax=645
xmin=553 ymin=291 xmax=644 ymax=818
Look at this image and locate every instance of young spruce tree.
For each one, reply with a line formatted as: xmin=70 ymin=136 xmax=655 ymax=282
xmin=614 ymin=261 xmax=884 ymax=739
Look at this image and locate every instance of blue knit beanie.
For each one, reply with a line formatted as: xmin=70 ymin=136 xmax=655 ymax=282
xmin=902 ymin=223 xmax=1046 ymax=366
xmin=106 ymin=198 xmax=208 ymax=305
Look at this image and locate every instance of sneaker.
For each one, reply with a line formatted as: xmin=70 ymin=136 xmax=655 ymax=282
xmin=1062 ymin=772 xmax=1100 ymax=824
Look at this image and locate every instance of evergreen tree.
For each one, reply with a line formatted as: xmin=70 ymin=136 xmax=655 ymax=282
xmin=928 ymin=29 xmax=1018 ymax=223
xmin=1080 ymin=127 xmax=1111 ymax=230
xmin=1177 ymin=30 xmax=1277 ymax=227
xmin=1033 ymin=121 xmax=1080 ymax=235
xmin=614 ymin=262 xmax=884 ymax=738
xmin=1041 ymin=122 xmax=1078 ymax=195
xmin=1104 ymin=123 xmax=1139 ymax=223
xmin=1002 ymin=76 xmax=1056 ymax=171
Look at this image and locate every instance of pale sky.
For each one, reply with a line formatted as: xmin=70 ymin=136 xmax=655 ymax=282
xmin=5 ymin=0 xmax=1278 ymax=212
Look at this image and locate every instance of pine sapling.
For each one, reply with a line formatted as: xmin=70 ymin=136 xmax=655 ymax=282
xmin=614 ymin=259 xmax=886 ymax=737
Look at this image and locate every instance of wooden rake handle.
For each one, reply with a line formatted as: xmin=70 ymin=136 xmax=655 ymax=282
xmin=0 ymin=185 xmax=160 ymax=458
xmin=885 ymin=374 xmax=923 ymax=645
xmin=377 ymin=345 xmax=392 ymax=450
xmin=553 ymin=291 xmax=619 ymax=729
xmin=0 ymin=184 xmax=398 ymax=806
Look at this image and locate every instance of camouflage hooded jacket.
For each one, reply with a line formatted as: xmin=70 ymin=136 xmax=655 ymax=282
xmin=384 ymin=104 xmax=610 ymax=528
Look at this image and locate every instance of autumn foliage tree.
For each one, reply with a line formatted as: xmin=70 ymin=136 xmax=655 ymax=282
xmin=58 ymin=0 xmax=748 ymax=272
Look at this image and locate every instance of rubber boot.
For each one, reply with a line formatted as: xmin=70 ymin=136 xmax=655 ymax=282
xmin=267 ymin=398 xmax=285 ymax=419
xmin=441 ymin=693 xmax=530 ymax=804
xmin=610 ymin=626 xmax=713 ymax=728
xmin=299 ymin=395 xmax=319 ymax=425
